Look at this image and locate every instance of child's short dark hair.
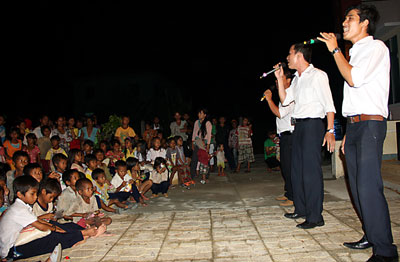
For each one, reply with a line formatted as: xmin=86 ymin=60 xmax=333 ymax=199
xmin=75 ymin=178 xmax=92 ymax=191
xmin=111 ymin=139 xmax=121 ymax=146
xmin=40 ymin=125 xmax=51 ymax=136
xmin=167 ymin=137 xmax=175 ymax=146
xmin=154 ymin=157 xmax=167 ymax=169
xmin=85 ymin=154 xmax=97 ymax=164
xmin=115 ymin=160 xmax=127 ymax=168
xmin=62 ymin=169 xmax=79 ymax=183
xmin=91 ymin=168 xmax=105 ymax=180
xmin=83 ymin=139 xmax=94 ymax=148
xmin=93 ymin=149 xmax=104 ymax=156
xmin=50 ymin=135 xmax=61 ymax=142
xmin=39 ymin=178 xmax=62 ymax=195
xmin=12 ymin=150 xmax=29 ymax=164
xmin=52 ymin=153 xmax=68 ymax=166
xmin=23 ymin=163 xmax=42 ymax=176
xmin=26 ymin=133 xmax=37 ymax=140
xmin=174 ymin=136 xmax=183 ymax=143
xmin=126 ymin=157 xmax=139 ymax=171
xmin=13 ymin=175 xmax=39 ymax=197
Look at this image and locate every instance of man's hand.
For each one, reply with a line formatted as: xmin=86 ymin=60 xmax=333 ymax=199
xmin=263 ymin=89 xmax=273 ymax=101
xmin=341 ymin=135 xmax=346 ymax=155
xmin=273 ymin=63 xmax=284 ymax=79
xmin=322 ymin=132 xmax=336 ymax=153
xmin=317 ymin=32 xmax=338 ymax=52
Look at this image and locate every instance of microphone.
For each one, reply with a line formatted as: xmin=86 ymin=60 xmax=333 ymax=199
xmin=260 ymin=63 xmax=282 ymax=101
xmin=303 ymin=33 xmax=341 ymax=45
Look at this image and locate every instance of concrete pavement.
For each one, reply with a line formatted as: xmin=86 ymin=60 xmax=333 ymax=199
xmin=24 ymin=156 xmax=400 ymax=262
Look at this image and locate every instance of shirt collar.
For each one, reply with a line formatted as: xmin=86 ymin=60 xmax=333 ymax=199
xmin=15 ymin=198 xmax=33 ymax=211
xmin=295 ymin=64 xmax=314 ymax=77
xmin=349 ymin=36 xmax=373 ymax=56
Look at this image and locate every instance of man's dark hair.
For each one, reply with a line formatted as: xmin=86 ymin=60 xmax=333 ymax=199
xmin=62 ymin=169 xmax=79 ymax=183
xmin=52 ymin=153 xmax=68 ymax=166
xmin=293 ymin=43 xmax=312 ymax=64
xmin=13 ymin=175 xmax=39 ymax=197
xmin=345 ymin=4 xmax=380 ymax=35
xmin=39 ymin=178 xmax=62 ymax=195
xmin=12 ymin=150 xmax=29 ymax=164
xmin=115 ymin=160 xmax=127 ymax=168
xmin=23 ymin=163 xmax=42 ymax=176
xmin=75 ymin=177 xmax=92 ymax=191
xmin=91 ymin=168 xmax=105 ymax=180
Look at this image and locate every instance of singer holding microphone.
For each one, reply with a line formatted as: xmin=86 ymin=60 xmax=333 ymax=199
xmin=263 ymin=64 xmax=294 ymax=207
xmin=318 ymin=4 xmax=398 ymax=262
xmin=277 ymin=43 xmax=336 ymax=229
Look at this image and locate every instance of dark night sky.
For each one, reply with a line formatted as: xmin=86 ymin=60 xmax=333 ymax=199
xmin=5 ymin=1 xmax=345 ymax=152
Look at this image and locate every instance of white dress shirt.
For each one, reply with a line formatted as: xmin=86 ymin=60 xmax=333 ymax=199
xmin=342 ymin=36 xmax=390 ymax=118
xmin=277 ymin=100 xmax=295 ymax=134
xmin=283 ymin=64 xmax=336 ymax=119
xmin=0 ymin=199 xmax=37 ymax=258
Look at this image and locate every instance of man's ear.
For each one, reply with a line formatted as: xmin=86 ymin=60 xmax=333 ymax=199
xmin=361 ymin=19 xmax=370 ymax=33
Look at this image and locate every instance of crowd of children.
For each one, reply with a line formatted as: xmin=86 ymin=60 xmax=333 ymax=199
xmin=0 ymin=112 xmax=272 ymax=261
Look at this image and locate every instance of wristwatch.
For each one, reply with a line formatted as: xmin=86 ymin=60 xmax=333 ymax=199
xmin=331 ymin=47 xmax=341 ymax=56
xmin=326 ymin=129 xmax=334 ymax=134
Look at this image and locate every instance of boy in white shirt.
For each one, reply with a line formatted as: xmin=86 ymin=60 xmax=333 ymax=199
xmin=0 ymin=176 xmax=93 ymax=260
xmin=110 ymin=160 xmax=141 ymax=205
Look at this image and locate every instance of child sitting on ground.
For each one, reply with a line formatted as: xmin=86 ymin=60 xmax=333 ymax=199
xmin=92 ymin=168 xmax=129 ymax=212
xmin=264 ymin=131 xmax=281 ymax=172
xmin=66 ymin=177 xmax=112 ymax=228
xmin=6 ymin=150 xmax=29 ymax=201
xmin=37 ymin=125 xmax=52 ymax=173
xmin=68 ymin=149 xmax=86 ymax=173
xmin=23 ymin=163 xmax=44 ymax=183
xmin=126 ymin=157 xmax=148 ymax=205
xmin=106 ymin=139 xmax=125 ymax=174
xmin=3 ymin=127 xmax=23 ymax=169
xmin=52 ymin=153 xmax=68 ymax=190
xmin=110 ymin=160 xmax=140 ymax=207
xmin=94 ymin=149 xmax=113 ymax=182
xmin=57 ymin=169 xmax=81 ymax=220
xmin=24 ymin=133 xmax=40 ymax=164
xmin=0 ymin=175 xmax=96 ymax=261
xmin=82 ymin=139 xmax=94 ymax=156
xmin=45 ymin=135 xmax=68 ymax=172
xmin=149 ymin=157 xmax=170 ymax=198
xmin=146 ymin=137 xmax=166 ymax=165
xmin=84 ymin=154 xmax=98 ymax=182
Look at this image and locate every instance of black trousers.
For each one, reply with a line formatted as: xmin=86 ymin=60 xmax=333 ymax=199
xmin=280 ymin=132 xmax=293 ymax=201
xmin=345 ymin=120 xmax=397 ymax=257
xmin=151 ymin=181 xmax=170 ymax=194
xmin=291 ymin=118 xmax=325 ymax=223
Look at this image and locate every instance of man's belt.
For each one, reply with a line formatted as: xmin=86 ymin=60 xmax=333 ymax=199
xmin=347 ymin=114 xmax=384 ymax=124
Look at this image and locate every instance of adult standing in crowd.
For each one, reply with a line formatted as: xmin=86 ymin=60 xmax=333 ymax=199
xmin=170 ymin=112 xmax=188 ymax=143
xmin=81 ymin=116 xmax=99 ymax=145
xmin=319 ymin=4 xmax=398 ymax=261
xmin=277 ymin=43 xmax=336 ymax=229
xmin=264 ymin=64 xmax=294 ymax=207
xmin=51 ymin=116 xmax=73 ymax=153
xmin=190 ymin=108 xmax=212 ymax=179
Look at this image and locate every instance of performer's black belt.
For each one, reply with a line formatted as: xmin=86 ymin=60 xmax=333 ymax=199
xmin=279 ymin=131 xmax=292 ymax=137
xmin=291 ymin=117 xmax=322 ymax=125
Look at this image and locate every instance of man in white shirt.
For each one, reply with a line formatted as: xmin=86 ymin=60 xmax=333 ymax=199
xmin=319 ymin=4 xmax=398 ymax=261
xmin=276 ymin=43 xmax=336 ymax=229
xmin=264 ymin=65 xmax=294 ymax=207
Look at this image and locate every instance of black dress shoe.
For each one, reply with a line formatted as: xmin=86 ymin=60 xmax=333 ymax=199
xmin=343 ymin=235 xmax=373 ymax=250
xmin=296 ymin=220 xmax=324 ymax=229
xmin=284 ymin=213 xmax=305 ymax=219
xmin=367 ymin=254 xmax=399 ymax=262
